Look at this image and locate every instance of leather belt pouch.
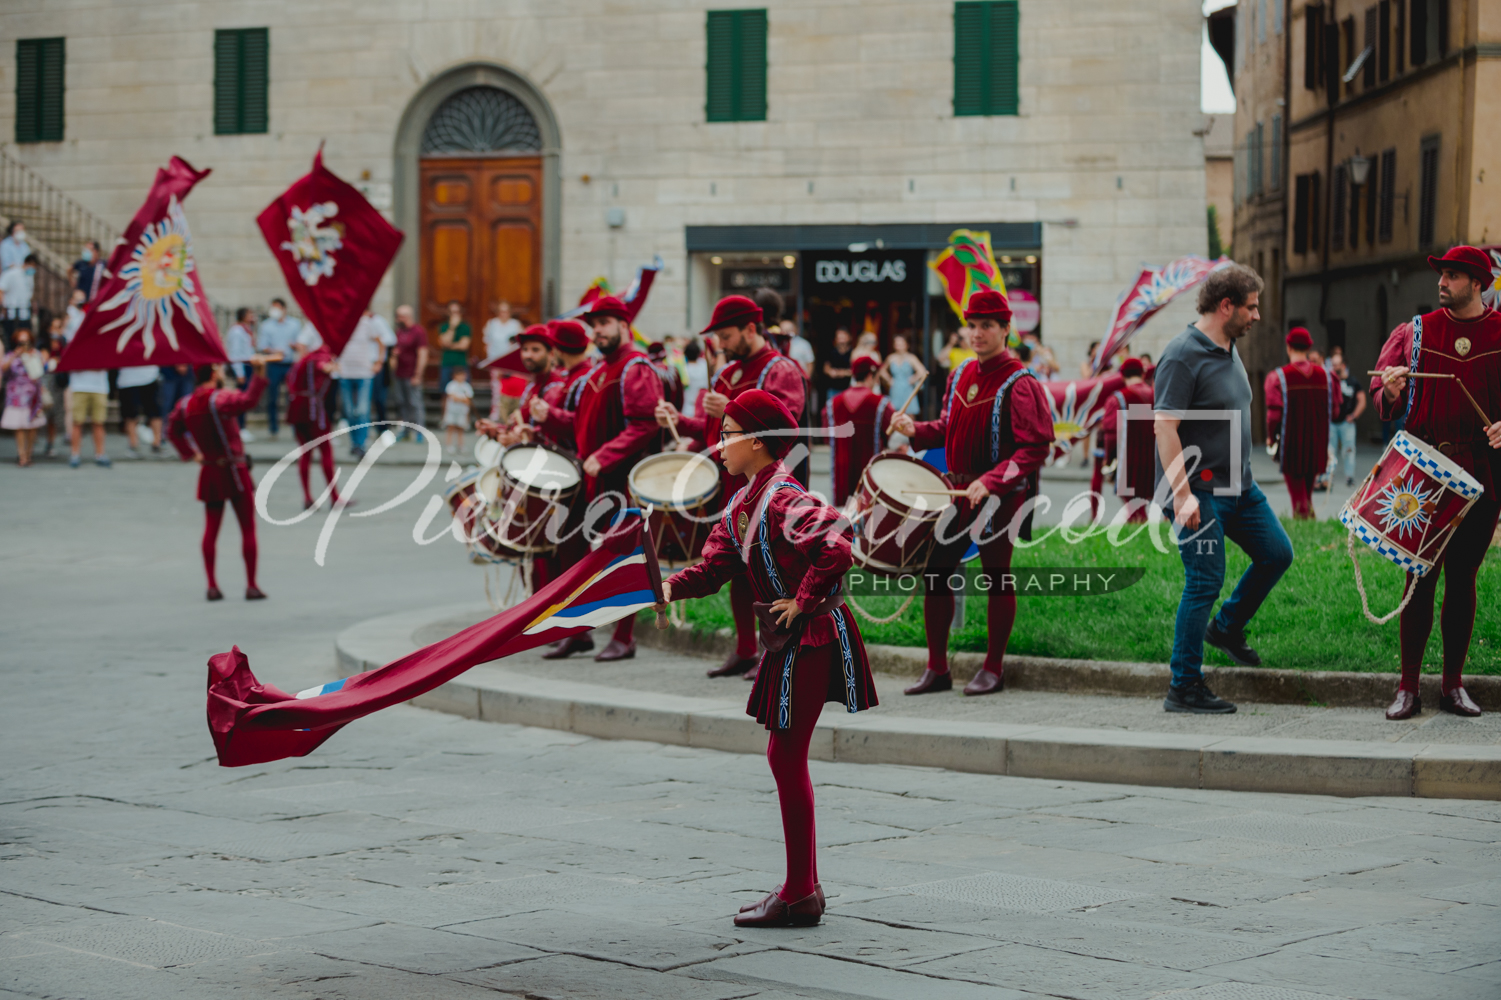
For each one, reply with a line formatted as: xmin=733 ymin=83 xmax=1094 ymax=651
xmin=752 ymin=595 xmax=846 ymax=653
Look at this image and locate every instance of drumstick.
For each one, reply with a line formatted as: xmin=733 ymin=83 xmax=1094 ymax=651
xmin=664 ymin=410 xmax=684 ymax=447
xmin=900 ymin=489 xmax=970 ymax=497
xmin=1366 ymin=370 xmax=1454 ymax=378
xmin=1367 ymin=371 xmax=1493 ymax=425
xmin=885 ymin=373 xmax=929 ymax=435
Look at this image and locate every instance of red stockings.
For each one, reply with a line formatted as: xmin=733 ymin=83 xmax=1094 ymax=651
xmin=295 ymin=426 xmax=340 ymax=507
xmin=923 ymin=519 xmax=1018 ymax=676
xmin=1398 ymin=494 xmax=1499 ymax=694
xmin=766 ymin=643 xmax=833 ymax=902
xmin=203 ymin=494 xmax=258 ymax=591
xmin=1283 ymin=475 xmax=1315 ymax=519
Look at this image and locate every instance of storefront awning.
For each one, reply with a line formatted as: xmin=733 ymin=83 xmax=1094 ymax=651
xmin=685 ymin=222 xmax=1042 ymax=253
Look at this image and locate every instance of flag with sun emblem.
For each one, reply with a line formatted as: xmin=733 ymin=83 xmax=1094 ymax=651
xmin=1090 ymin=256 xmax=1233 ymax=375
xmin=55 ymin=157 xmax=226 ymax=371
xmin=257 ymin=149 xmax=404 ymax=357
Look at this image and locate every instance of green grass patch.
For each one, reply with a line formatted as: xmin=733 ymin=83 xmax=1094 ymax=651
xmin=662 ymin=519 xmax=1501 ymax=675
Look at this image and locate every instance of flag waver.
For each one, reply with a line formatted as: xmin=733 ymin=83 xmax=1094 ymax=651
xmin=207 ymin=515 xmax=658 ymax=767
xmin=557 ymin=256 xmax=663 ymax=350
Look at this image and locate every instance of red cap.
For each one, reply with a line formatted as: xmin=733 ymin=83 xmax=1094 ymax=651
xmin=548 ymin=319 xmax=590 ymax=353
xmin=583 ymin=295 xmax=631 ymax=322
xmin=1118 ymin=357 xmax=1145 ymax=378
xmin=1427 ymin=245 xmax=1495 ymax=286
xmin=1285 ymin=327 xmax=1314 ymax=350
xmin=963 ymin=289 xmax=1013 ymax=324
xmin=517 ymin=324 xmax=553 ymax=348
xmin=700 ymin=295 xmax=762 ymax=334
xmin=723 ymin=388 xmax=797 ymax=458
xmin=851 ymin=355 xmax=880 ymax=381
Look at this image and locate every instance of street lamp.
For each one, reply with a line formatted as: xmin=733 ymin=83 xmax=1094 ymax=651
xmin=1349 ymin=154 xmax=1371 ymax=186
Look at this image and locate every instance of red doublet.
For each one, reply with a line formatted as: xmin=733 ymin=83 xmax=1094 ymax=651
xmin=286 ymin=350 xmax=336 ymax=431
xmin=909 ymin=353 xmax=1053 ymax=494
xmin=538 ymin=359 xmax=597 ymax=452
xmin=1265 ymin=360 xmax=1336 ymax=478
xmin=667 ymin=462 xmax=878 ymax=726
xmin=168 ymin=375 xmax=267 ymax=502
xmin=1099 ymin=382 xmax=1158 ymax=508
xmin=677 ymin=344 xmax=806 ymax=499
xmin=826 ymin=386 xmax=894 ymax=507
xmin=519 ymin=366 xmax=565 ymax=440
xmin=547 ymin=346 xmax=663 ymax=498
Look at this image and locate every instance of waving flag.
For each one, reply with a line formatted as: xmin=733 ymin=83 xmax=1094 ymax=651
xmin=1044 ymin=372 xmax=1126 ymax=465
xmin=1482 ymin=246 xmax=1501 ymax=310
xmin=56 ymin=157 xmax=227 ymax=371
xmin=207 ymin=515 xmax=659 ymax=767
xmin=1091 ymin=255 xmax=1232 ymax=374
xmin=929 ymin=230 xmax=1019 ymax=347
xmin=558 ymin=256 xmax=663 ymax=349
xmin=257 ymin=148 xmax=404 ymax=357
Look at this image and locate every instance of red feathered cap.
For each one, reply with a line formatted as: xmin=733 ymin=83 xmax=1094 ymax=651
xmin=1118 ymin=357 xmax=1145 ymax=378
xmin=700 ymin=294 xmax=763 ymax=334
xmin=517 ymin=324 xmax=553 ymax=348
xmin=1427 ymin=245 xmax=1495 ymax=286
xmin=964 ymin=289 xmax=1012 ymax=324
xmin=1285 ymin=327 xmax=1314 ymax=350
xmin=582 ymin=295 xmax=630 ymax=322
xmin=851 ymin=355 xmax=880 ymax=381
xmin=723 ymin=388 xmax=797 ymax=458
xmin=548 ymin=319 xmax=590 ymax=353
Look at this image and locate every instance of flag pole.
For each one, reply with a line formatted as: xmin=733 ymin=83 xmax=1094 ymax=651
xmin=639 ymin=506 xmax=671 ymax=630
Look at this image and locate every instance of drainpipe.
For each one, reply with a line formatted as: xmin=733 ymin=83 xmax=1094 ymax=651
xmin=1317 ymin=0 xmax=1337 ymax=332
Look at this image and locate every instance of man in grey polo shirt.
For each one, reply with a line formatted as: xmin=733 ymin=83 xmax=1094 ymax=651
xmin=1154 ymin=264 xmax=1293 ymax=714
xmin=255 ymin=297 xmax=303 ymax=438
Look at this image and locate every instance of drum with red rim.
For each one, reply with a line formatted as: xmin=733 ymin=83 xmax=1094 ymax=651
xmin=850 ymin=453 xmax=952 ymax=575
xmin=478 ymin=444 xmax=582 ymax=558
xmin=629 ymin=452 xmax=721 ymax=566
xmin=443 ymin=467 xmax=495 ymax=545
xmin=1338 ymin=431 xmax=1483 ymax=577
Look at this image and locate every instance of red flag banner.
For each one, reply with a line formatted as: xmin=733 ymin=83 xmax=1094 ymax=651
xmin=55 ymin=157 xmax=227 ymax=372
xmin=1044 ymin=372 xmax=1127 ymax=465
xmin=207 ymin=515 xmax=658 ymax=767
xmin=1091 ymin=255 xmax=1232 ymax=374
xmin=256 ymin=149 xmax=404 ymax=357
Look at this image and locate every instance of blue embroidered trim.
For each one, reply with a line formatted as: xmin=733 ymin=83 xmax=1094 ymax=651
xmin=1405 ymin=314 xmax=1422 ymax=420
xmin=564 ymin=364 xmax=596 ymax=409
xmin=1275 ymin=367 xmax=1289 ymax=471
xmin=723 ymin=485 xmax=748 ymax=539
xmin=777 ymin=644 xmax=797 ymax=729
xmin=988 ymin=368 xmax=1033 ymax=464
xmin=757 ymin=354 xmax=791 ymax=390
xmin=757 ymin=480 xmax=806 ymax=598
xmin=946 ymin=358 xmax=975 ymax=416
xmin=620 ymin=356 xmax=654 ymax=408
xmin=830 ymin=606 xmax=857 ymax=713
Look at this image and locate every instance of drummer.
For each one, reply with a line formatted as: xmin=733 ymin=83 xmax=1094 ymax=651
xmin=1097 ymin=357 xmax=1155 ymax=522
xmin=1265 ymin=328 xmax=1336 ymax=519
xmin=653 ymin=295 xmax=807 ymax=680
xmin=826 ymin=355 xmax=895 ymax=507
xmin=889 ymin=290 xmax=1054 ymax=696
xmin=529 ymin=295 xmax=664 ymax=661
xmin=1372 ymin=245 xmax=1501 ymax=720
xmin=477 ymin=324 xmax=562 ymax=447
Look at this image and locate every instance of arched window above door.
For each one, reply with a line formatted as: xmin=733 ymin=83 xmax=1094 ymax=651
xmin=420 ymin=86 xmax=542 ymax=155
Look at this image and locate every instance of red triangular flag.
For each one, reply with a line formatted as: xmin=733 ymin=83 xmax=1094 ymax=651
xmin=55 ymin=157 xmax=227 ymax=371
xmin=257 ymin=149 xmax=404 ymax=357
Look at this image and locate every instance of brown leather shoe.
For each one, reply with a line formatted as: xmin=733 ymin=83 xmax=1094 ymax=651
xmin=594 ymin=638 xmax=636 ymax=662
xmin=1385 ymin=688 xmax=1421 ymax=720
xmin=542 ymin=634 xmax=595 ymax=660
xmin=962 ymin=668 xmax=1004 ymax=696
xmin=1439 ymin=687 xmax=1482 ymax=717
xmin=904 ymin=669 xmax=953 ymax=696
xmin=206 ymin=586 xmax=224 ymax=602
xmin=733 ymin=890 xmax=822 ymax=927
xmin=708 ymin=652 xmax=758 ymax=678
xmin=740 ymin=883 xmax=824 ymax=912
xmin=245 ymin=586 xmax=267 ymax=600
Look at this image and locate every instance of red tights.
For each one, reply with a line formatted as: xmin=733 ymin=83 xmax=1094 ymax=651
xmin=766 ymin=643 xmax=833 ymax=902
xmin=1399 ymin=495 xmax=1499 ymax=694
xmin=731 ymin=575 xmax=757 ymax=657
xmin=924 ymin=530 xmax=1017 ymax=676
xmin=295 ymin=425 xmax=340 ymax=507
xmin=203 ymin=494 xmax=258 ymax=591
xmin=1284 ymin=475 xmax=1315 ymax=519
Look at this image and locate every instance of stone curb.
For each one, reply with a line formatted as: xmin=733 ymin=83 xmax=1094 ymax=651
xmin=637 ymin=619 xmax=1501 ymax=711
xmin=335 ymin=608 xmax=1501 ymax=800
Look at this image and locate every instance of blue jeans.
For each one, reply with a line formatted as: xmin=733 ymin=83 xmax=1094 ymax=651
xmin=1170 ymin=483 xmax=1293 ymax=688
xmin=156 ymin=368 xmax=194 ymax=416
xmin=339 ymin=378 xmax=373 ymax=451
xmin=1330 ymin=420 xmax=1357 ymax=479
xmin=264 ymin=361 xmax=292 ymax=435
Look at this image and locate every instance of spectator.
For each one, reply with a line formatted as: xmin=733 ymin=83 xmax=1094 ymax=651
xmin=337 ymin=310 xmax=387 ymax=458
xmin=1331 ymin=356 xmax=1367 ymax=487
xmin=1325 ymin=344 xmax=1344 ymax=371
xmin=225 ymin=307 xmax=256 ymax=433
xmin=878 ymin=334 xmax=928 ymax=411
xmin=437 ymin=301 xmax=472 ymax=390
xmin=67 ymin=357 xmax=111 ymax=469
xmin=390 ymin=305 xmax=428 ymax=439
xmin=853 ymin=331 xmax=880 ymax=366
xmin=1 ymin=325 xmax=47 ymax=466
xmin=783 ymin=318 xmax=815 ymax=378
xmin=0 ymin=222 xmax=29 ymax=272
xmin=116 ymin=362 xmax=163 ymax=457
xmin=293 ymin=318 xmax=322 ymax=358
xmin=822 ymin=327 xmax=853 ymax=396
xmin=364 ymin=310 xmax=396 ymax=423
xmin=483 ymin=299 xmax=522 ymax=421
xmin=1080 ymin=340 xmax=1102 ymax=379
xmin=681 ymin=337 xmax=709 ymax=417
xmin=1020 ymin=330 xmax=1059 ymax=380
xmin=157 ymin=363 xmax=195 ymax=421
xmin=72 ymin=240 xmax=104 ymax=300
xmin=40 ymin=315 xmax=68 ymax=457
xmin=0 ymin=253 xmax=37 ymax=349
xmin=254 ymin=298 xmax=301 ymax=438
xmin=441 ymin=366 xmax=473 ymax=454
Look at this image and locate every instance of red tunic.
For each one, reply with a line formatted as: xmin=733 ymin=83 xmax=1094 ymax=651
xmin=1371 ymin=307 xmax=1501 ymax=492
xmin=1099 ymin=382 xmax=1157 ymax=500
xmin=545 ymin=345 xmax=663 ymax=497
xmin=667 ymin=461 xmax=877 ymax=730
xmin=1264 ymin=360 xmax=1336 ymax=478
xmin=826 ymin=386 xmax=894 ymax=506
xmin=537 ymin=359 xmax=598 ymax=452
xmin=518 ymin=366 xmax=565 ymax=442
xmin=909 ymin=353 xmax=1053 ymax=495
xmin=167 ymin=375 xmax=267 ymax=502
xmin=286 ymin=348 xmax=336 ymax=431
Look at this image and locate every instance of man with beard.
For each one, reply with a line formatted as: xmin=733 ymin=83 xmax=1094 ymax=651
xmin=1154 ymin=264 xmax=1292 ymax=714
xmin=478 ymin=325 xmax=563 ymax=448
xmin=1372 ymin=246 xmax=1501 ymax=720
xmin=653 ymin=295 xmax=807 ymax=680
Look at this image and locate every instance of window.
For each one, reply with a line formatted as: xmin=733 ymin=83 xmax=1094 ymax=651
xmin=1270 ymin=115 xmax=1282 ymax=191
xmin=1394 ymin=0 xmax=1406 ymax=73
xmin=15 ymin=37 xmax=64 ymax=144
xmin=1293 ymin=174 xmax=1311 ymax=254
xmin=1341 ymin=18 xmax=1357 ymax=96
xmin=1378 ymin=149 xmax=1396 ymax=242
xmin=1378 ymin=1 xmax=1392 ymax=81
xmin=1410 ymin=0 xmax=1446 ymax=65
xmin=1331 ymin=164 xmax=1347 ymax=249
xmin=214 ymin=28 xmax=268 ymax=135
xmin=1365 ymin=154 xmax=1378 ymax=245
xmin=1362 ymin=7 xmax=1378 ymax=88
xmin=953 ymin=1 xmax=1019 ymax=117
xmin=1304 ymin=5 xmax=1324 ymax=90
xmin=705 ymin=10 xmax=767 ymax=122
xmin=1349 ymin=168 xmax=1361 ymax=246
xmin=1418 ymin=135 xmax=1439 ymax=247
xmin=1310 ymin=171 xmax=1321 ymax=247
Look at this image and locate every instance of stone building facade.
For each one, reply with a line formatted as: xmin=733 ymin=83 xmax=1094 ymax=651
xmin=1 ymin=0 xmax=1209 ymax=377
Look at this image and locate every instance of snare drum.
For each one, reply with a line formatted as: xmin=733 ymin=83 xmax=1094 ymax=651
xmin=473 ymin=435 xmax=504 ymax=468
xmin=629 ymin=452 xmax=721 ymax=566
xmin=443 ymin=467 xmax=501 ymax=543
xmin=1339 ymin=431 xmax=1484 ymax=577
xmin=850 ymin=454 xmax=952 ymax=575
xmin=479 ymin=444 xmax=582 ymax=556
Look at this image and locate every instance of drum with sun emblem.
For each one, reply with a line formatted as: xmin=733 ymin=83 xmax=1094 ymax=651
xmin=1338 ymin=431 xmax=1484 ymax=577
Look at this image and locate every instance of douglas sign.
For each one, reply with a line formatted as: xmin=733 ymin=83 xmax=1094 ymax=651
xmin=814 ymin=258 xmax=907 ymax=284
xmin=807 ymin=250 xmax=922 ymax=293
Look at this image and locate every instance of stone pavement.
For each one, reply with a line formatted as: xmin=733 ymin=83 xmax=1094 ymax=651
xmin=4 ymin=461 xmax=1500 ymax=999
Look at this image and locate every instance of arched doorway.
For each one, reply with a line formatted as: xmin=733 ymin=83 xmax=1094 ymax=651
xmin=392 ymin=64 xmax=561 ymax=364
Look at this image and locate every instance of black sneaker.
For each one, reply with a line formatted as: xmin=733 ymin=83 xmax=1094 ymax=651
xmin=1164 ymin=682 xmax=1237 ymax=714
xmin=1204 ymin=620 xmax=1261 ymax=666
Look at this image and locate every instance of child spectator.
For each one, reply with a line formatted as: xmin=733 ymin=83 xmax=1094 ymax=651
xmin=442 ymin=366 xmax=473 ymax=454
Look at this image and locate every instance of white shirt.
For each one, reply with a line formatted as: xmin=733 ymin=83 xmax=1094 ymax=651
xmin=64 ymin=304 xmax=85 ymax=338
xmin=787 ymin=336 xmax=816 ymax=370
xmin=116 ymin=365 xmax=160 ymax=389
xmin=483 ymin=317 xmax=522 ymax=361
xmin=682 ymin=357 xmax=709 ymax=416
xmin=69 ymin=369 xmax=109 ymax=394
xmin=225 ymin=323 xmax=255 ymax=363
xmin=0 ymin=264 xmax=34 ymax=317
xmin=337 ymin=315 xmax=384 ymax=379
xmin=367 ymin=313 xmax=397 ymax=347
xmin=296 ymin=321 xmax=322 ymax=352
xmin=0 ymin=235 xmax=29 ymax=271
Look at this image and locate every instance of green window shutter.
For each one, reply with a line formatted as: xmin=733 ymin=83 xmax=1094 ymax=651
xmin=954 ymin=2 xmax=1018 ymax=117
xmin=215 ymin=28 xmax=268 ymax=135
xmin=16 ymin=37 xmax=64 ymax=143
xmin=706 ymin=9 xmax=766 ymax=122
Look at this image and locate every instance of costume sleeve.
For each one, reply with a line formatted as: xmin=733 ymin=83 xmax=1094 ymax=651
xmin=214 ymin=374 xmax=267 ymax=417
xmin=782 ymin=495 xmax=854 ymax=609
xmin=591 ymin=360 xmax=665 ymax=474
xmin=541 ymin=402 xmax=576 ymax=438
xmin=761 ymin=357 xmax=807 ymax=420
xmin=1264 ymin=370 xmax=1283 ymax=441
xmin=909 ymin=369 xmax=954 ymax=450
xmin=978 ymin=376 xmax=1053 ymax=495
xmin=665 ymin=519 xmax=742 ymax=600
xmin=1371 ymin=321 xmax=1414 ymax=420
xmin=166 ymin=400 xmax=197 ymax=460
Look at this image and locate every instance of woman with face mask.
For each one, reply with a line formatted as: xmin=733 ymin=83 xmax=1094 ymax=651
xmin=72 ymin=241 xmax=103 ymax=300
xmin=0 ymin=223 xmax=28 ymax=272
xmin=1 ymin=326 xmax=47 ymax=466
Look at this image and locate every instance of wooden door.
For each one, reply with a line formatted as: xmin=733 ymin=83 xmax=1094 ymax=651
xmin=418 ymin=156 xmax=543 ymax=369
